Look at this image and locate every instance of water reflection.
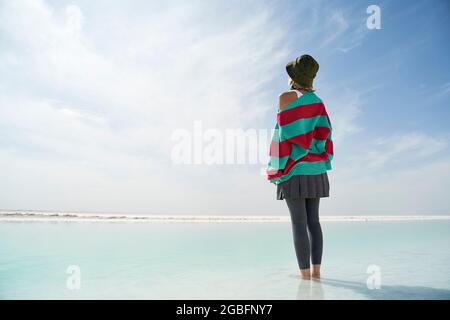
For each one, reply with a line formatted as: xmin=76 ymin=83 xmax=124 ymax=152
xmin=296 ymin=278 xmax=325 ymax=300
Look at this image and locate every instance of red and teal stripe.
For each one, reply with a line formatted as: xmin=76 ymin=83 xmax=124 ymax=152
xmin=267 ymin=92 xmax=334 ymax=184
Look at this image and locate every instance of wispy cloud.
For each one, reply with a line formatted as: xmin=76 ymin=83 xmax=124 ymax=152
xmin=314 ymin=5 xmax=369 ymax=53
xmin=366 ymin=132 xmax=448 ymax=169
xmin=0 ymin=0 xmax=449 ymax=215
xmin=324 ymin=89 xmax=364 ymax=146
xmin=328 ymin=155 xmax=450 ymax=215
xmin=0 ymin=0 xmax=290 ymax=213
xmin=437 ymin=82 xmax=450 ymax=98
xmin=320 ymin=10 xmax=349 ymax=48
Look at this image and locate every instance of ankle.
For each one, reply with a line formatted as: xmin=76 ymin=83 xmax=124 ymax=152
xmin=299 ymin=268 xmax=311 ymax=279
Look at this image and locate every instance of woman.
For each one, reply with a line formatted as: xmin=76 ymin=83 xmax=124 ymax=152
xmin=267 ymin=54 xmax=334 ymax=280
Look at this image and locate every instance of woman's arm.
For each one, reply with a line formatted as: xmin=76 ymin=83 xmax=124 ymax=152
xmin=267 ymin=92 xmax=297 ymax=175
xmin=267 ymin=92 xmax=307 ymax=175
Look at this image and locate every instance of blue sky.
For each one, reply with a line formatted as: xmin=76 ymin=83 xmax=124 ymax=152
xmin=0 ymin=0 xmax=449 ymax=215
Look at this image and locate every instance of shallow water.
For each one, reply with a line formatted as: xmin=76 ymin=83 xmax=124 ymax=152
xmin=0 ymin=220 xmax=449 ymax=299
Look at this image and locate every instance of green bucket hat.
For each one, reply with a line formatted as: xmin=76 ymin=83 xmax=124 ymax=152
xmin=285 ymin=54 xmax=319 ymax=88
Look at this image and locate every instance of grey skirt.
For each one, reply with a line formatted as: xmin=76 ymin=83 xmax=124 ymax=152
xmin=276 ymin=172 xmax=330 ymax=200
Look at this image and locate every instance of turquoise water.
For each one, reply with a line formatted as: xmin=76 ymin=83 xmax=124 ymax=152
xmin=0 ymin=220 xmax=449 ymax=299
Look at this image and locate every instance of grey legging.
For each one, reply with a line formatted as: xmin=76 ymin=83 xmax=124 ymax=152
xmin=285 ymin=197 xmax=323 ymax=270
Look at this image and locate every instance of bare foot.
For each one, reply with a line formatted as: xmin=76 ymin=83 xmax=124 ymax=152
xmin=311 ymin=264 xmax=321 ymax=279
xmin=300 ymin=268 xmax=311 ymax=280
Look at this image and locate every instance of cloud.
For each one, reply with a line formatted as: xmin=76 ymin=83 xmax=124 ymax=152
xmin=361 ymin=132 xmax=448 ymax=169
xmin=316 ymin=6 xmax=368 ymax=53
xmin=65 ymin=4 xmax=83 ymax=37
xmin=1 ymin=0 xmax=449 ymax=215
xmin=437 ymin=82 xmax=450 ymax=98
xmin=324 ymin=89 xmax=364 ymax=146
xmin=320 ymin=10 xmax=349 ymax=48
xmin=0 ymin=0 xmax=291 ymax=213
xmin=326 ymin=155 xmax=450 ymax=215
xmin=335 ymin=131 xmax=449 ymax=175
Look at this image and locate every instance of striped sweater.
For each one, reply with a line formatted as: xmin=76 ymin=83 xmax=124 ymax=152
xmin=266 ymin=91 xmax=334 ymax=184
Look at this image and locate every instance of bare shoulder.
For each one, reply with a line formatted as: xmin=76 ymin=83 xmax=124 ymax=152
xmin=278 ymin=91 xmax=298 ymax=111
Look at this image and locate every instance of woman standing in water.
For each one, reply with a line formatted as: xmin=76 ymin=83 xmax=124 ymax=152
xmin=267 ymin=54 xmax=334 ymax=280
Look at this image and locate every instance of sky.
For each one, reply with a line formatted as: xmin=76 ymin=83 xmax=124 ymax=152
xmin=0 ymin=0 xmax=449 ymax=215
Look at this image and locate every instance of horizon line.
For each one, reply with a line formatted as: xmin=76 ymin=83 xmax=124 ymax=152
xmin=1 ymin=210 xmax=450 ymax=222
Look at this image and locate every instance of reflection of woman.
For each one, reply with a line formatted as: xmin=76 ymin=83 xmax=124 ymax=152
xmin=267 ymin=54 xmax=334 ymax=280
